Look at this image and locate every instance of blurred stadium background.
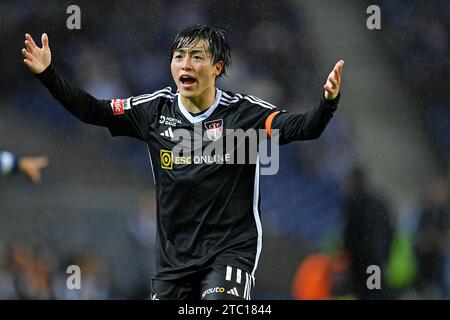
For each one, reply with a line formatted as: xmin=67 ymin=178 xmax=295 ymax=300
xmin=0 ymin=0 xmax=449 ymax=299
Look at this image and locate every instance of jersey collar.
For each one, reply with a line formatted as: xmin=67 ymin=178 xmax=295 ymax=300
xmin=177 ymin=88 xmax=222 ymax=124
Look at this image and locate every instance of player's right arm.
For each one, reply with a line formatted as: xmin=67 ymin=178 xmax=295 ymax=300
xmin=22 ymin=33 xmax=154 ymax=140
xmin=22 ymin=33 xmax=113 ymax=126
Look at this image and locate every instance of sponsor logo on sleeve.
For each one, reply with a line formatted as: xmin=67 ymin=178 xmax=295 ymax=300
xmin=111 ymin=99 xmax=125 ymax=115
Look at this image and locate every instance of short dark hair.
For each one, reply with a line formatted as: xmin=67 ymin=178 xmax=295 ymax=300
xmin=170 ymin=25 xmax=232 ymax=78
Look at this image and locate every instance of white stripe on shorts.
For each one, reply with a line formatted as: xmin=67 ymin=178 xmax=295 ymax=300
xmin=226 ymin=265 xmax=232 ymax=281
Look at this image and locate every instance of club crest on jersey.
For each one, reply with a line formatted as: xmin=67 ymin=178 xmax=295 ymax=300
xmin=204 ymin=119 xmax=223 ymax=141
xmin=111 ymin=99 xmax=125 ymax=115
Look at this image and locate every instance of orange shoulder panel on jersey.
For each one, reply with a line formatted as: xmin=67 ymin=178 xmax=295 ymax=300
xmin=265 ymin=111 xmax=281 ymax=139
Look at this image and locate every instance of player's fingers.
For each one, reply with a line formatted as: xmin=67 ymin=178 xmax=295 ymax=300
xmin=338 ymin=60 xmax=344 ymax=76
xmin=22 ymin=48 xmax=33 ymax=60
xmin=25 ymin=40 xmax=35 ymax=54
xmin=332 ymin=68 xmax=340 ymax=83
xmin=329 ymin=75 xmax=338 ymax=87
xmin=25 ymin=33 xmax=38 ymax=49
xmin=332 ymin=61 xmax=340 ymax=74
xmin=37 ymin=156 xmax=50 ymax=167
xmin=333 ymin=61 xmax=342 ymax=78
xmin=23 ymin=59 xmax=33 ymax=67
xmin=42 ymin=33 xmax=49 ymax=49
xmin=333 ymin=69 xmax=341 ymax=85
xmin=30 ymin=172 xmax=41 ymax=183
xmin=324 ymin=85 xmax=333 ymax=93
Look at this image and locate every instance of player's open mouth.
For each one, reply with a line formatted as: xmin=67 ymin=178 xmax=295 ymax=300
xmin=179 ymin=75 xmax=197 ymax=87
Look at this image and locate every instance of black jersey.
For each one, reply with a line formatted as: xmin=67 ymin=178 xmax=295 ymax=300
xmin=37 ymin=64 xmax=340 ymax=281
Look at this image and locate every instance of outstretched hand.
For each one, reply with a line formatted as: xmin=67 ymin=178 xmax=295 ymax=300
xmin=18 ymin=156 xmax=49 ymax=183
xmin=22 ymin=33 xmax=51 ymax=74
xmin=324 ymin=60 xmax=344 ymax=100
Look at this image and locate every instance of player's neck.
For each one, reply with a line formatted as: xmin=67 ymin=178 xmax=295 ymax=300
xmin=180 ymin=86 xmax=216 ymax=114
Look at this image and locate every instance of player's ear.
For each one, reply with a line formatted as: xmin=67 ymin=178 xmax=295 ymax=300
xmin=214 ymin=61 xmax=224 ymax=77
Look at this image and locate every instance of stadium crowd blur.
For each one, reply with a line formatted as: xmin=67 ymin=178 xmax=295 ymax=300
xmin=378 ymin=0 xmax=450 ymax=299
xmin=0 ymin=0 xmax=449 ymax=299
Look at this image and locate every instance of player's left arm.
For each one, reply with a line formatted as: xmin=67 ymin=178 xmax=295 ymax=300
xmin=266 ymin=60 xmax=344 ymax=144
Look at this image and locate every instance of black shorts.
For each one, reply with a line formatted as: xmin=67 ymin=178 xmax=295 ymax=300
xmin=151 ymin=263 xmax=254 ymax=300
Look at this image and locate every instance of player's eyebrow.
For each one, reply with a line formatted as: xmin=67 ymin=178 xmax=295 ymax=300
xmin=175 ymin=48 xmax=208 ymax=55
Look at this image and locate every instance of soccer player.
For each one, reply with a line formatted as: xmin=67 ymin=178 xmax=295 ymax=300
xmin=22 ymin=25 xmax=344 ymax=300
xmin=0 ymin=150 xmax=49 ymax=183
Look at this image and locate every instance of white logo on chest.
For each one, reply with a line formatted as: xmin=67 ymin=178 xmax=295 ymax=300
xmin=159 ymin=115 xmax=182 ymax=127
